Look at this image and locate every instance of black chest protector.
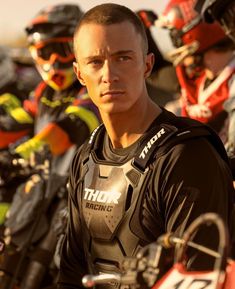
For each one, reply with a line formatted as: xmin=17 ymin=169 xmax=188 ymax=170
xmin=78 ymin=116 xmax=229 ymax=275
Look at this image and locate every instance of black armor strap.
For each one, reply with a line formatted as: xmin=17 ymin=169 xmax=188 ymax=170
xmin=82 ymin=124 xmax=104 ymax=165
xmin=133 ymin=124 xmax=178 ymax=172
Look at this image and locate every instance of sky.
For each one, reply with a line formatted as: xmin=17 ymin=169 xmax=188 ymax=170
xmin=0 ymin=0 xmax=172 ymax=53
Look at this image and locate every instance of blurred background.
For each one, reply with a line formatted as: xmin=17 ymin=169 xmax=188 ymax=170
xmin=0 ymin=0 xmax=172 ymax=53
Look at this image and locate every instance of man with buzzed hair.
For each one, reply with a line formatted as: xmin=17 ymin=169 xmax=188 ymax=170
xmin=58 ymin=3 xmax=235 ymax=288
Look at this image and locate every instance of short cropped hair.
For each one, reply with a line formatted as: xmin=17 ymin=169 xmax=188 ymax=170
xmin=73 ymin=3 xmax=148 ymax=57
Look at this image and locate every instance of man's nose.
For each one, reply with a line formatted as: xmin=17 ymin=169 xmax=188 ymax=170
xmin=101 ymin=60 xmax=119 ymax=83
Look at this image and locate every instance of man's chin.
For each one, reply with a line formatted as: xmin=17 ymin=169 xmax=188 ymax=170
xmin=99 ymin=104 xmax=127 ymax=116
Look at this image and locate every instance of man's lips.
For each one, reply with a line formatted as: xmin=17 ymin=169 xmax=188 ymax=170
xmin=101 ymin=90 xmax=124 ymax=97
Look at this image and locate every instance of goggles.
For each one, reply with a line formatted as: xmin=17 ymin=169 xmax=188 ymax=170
xmin=30 ymin=37 xmax=74 ymax=65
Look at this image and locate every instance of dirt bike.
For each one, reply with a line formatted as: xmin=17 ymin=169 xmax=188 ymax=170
xmin=0 ymin=145 xmax=76 ymax=289
xmin=82 ymin=213 xmax=235 ymax=289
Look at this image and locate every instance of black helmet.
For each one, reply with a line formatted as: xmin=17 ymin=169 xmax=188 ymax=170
xmin=195 ymin=0 xmax=232 ymax=23
xmin=25 ymin=4 xmax=83 ymax=44
xmin=195 ymin=0 xmax=235 ymax=43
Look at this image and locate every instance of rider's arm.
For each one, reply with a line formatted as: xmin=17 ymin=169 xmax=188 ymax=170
xmin=57 ymin=147 xmax=89 ymax=289
xmin=15 ymin=97 xmax=100 ymax=159
xmin=0 ymin=93 xmax=34 ymax=149
xmin=224 ymin=74 xmax=235 ymax=155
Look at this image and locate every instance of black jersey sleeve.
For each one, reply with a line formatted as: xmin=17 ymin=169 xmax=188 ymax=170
xmin=155 ymin=137 xmax=234 ymax=269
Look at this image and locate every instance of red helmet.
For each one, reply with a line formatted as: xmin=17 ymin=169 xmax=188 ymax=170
xmin=157 ymin=0 xmax=228 ymax=64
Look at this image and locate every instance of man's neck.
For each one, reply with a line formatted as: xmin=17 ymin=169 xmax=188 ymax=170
xmin=100 ymin=98 xmax=162 ymax=149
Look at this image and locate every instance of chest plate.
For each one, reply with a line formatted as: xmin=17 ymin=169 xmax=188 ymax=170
xmin=82 ymin=152 xmax=148 ymax=241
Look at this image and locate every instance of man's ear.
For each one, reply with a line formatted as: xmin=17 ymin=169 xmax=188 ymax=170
xmin=144 ymin=52 xmax=155 ymax=79
xmin=73 ymin=62 xmax=86 ymax=86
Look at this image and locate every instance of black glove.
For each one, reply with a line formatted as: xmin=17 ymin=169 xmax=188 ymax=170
xmin=0 ymin=150 xmax=18 ymax=168
xmin=0 ymin=150 xmax=30 ymax=184
xmin=137 ymin=10 xmax=158 ymax=28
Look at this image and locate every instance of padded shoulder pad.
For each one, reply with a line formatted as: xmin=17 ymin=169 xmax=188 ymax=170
xmin=135 ymin=123 xmax=229 ymax=171
xmin=156 ymin=124 xmax=229 ymax=166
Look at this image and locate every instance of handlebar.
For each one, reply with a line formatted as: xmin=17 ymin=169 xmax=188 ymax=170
xmin=82 ymin=272 xmax=139 ymax=288
xmin=82 ymin=273 xmax=121 ymax=287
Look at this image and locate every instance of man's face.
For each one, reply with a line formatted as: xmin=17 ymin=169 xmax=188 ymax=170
xmin=73 ymin=21 xmax=153 ymax=114
xmin=203 ymin=48 xmax=234 ymax=78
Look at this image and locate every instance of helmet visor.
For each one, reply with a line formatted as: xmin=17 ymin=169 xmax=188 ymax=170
xmin=30 ymin=38 xmax=74 ymax=64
